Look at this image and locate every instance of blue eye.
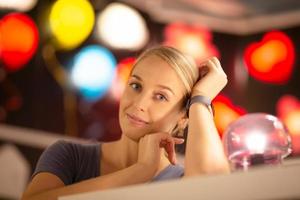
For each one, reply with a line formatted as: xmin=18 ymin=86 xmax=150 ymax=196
xmin=129 ymin=83 xmax=141 ymax=91
xmin=156 ymin=94 xmax=167 ymax=101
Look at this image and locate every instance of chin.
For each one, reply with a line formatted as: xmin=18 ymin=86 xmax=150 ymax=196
xmin=122 ymin=129 xmax=146 ymax=142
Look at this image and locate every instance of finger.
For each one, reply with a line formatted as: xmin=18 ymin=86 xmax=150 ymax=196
xmin=207 ymin=59 xmax=219 ymax=71
xmin=157 ymin=134 xmax=181 ymax=165
xmin=159 ymin=136 xmax=176 ymax=164
xmin=157 ymin=133 xmax=184 ymax=145
xmin=173 ymin=137 xmax=185 ymax=144
xmin=159 ymin=140 xmax=167 ymax=148
xmin=210 ymin=57 xmax=221 ymax=68
xmin=210 ymin=57 xmax=226 ymax=75
xmin=164 ymin=140 xmax=176 ymax=165
xmin=199 ymin=65 xmax=209 ymax=78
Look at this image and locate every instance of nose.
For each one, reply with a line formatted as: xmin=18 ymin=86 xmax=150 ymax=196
xmin=134 ymin=92 xmax=151 ymax=112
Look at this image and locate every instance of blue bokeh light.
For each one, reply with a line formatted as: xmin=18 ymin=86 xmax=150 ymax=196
xmin=71 ymin=45 xmax=116 ymax=101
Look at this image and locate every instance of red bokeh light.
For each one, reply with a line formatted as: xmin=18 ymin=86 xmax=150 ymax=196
xmin=244 ymin=31 xmax=295 ymax=84
xmin=163 ymin=22 xmax=219 ymax=64
xmin=109 ymin=57 xmax=136 ymax=100
xmin=0 ymin=13 xmax=39 ymax=72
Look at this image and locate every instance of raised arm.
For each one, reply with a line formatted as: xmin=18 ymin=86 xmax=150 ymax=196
xmin=184 ymin=57 xmax=230 ymax=177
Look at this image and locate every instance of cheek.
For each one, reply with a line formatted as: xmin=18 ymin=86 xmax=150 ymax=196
xmin=119 ymin=88 xmax=132 ymax=110
xmin=150 ymin=109 xmax=181 ymax=133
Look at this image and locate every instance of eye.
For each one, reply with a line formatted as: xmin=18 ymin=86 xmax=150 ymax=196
xmin=129 ymin=82 xmax=141 ymax=91
xmin=155 ymin=93 xmax=168 ymax=101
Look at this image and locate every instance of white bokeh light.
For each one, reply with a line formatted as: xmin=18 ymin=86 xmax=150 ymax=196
xmin=0 ymin=0 xmax=37 ymax=11
xmin=245 ymin=131 xmax=267 ymax=154
xmin=96 ymin=2 xmax=149 ymax=50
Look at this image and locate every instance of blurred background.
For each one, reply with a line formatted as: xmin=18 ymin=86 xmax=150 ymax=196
xmin=0 ymin=0 xmax=300 ymax=199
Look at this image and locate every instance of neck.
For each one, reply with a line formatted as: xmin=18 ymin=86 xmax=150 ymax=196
xmin=101 ymin=134 xmax=138 ymax=172
xmin=101 ymin=134 xmax=171 ymax=175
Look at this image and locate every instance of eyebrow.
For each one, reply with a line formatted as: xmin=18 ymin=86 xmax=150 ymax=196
xmin=131 ymin=74 xmax=175 ymax=95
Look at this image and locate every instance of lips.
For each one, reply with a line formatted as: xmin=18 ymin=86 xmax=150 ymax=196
xmin=126 ymin=113 xmax=148 ymax=127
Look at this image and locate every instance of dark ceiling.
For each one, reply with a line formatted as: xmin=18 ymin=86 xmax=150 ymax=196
xmin=120 ymin=0 xmax=300 ymax=34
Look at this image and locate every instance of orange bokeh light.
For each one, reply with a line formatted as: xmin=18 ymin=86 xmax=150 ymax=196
xmin=277 ymin=95 xmax=300 ymax=135
xmin=251 ymin=40 xmax=287 ymax=73
xmin=276 ymin=95 xmax=300 ymax=155
xmin=213 ymin=95 xmax=246 ymax=136
xmin=284 ymin=110 xmax=300 ymax=135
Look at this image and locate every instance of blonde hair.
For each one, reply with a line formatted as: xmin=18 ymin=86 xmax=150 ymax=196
xmin=133 ymin=46 xmax=199 ymax=100
xmin=132 ymin=46 xmax=199 ymax=136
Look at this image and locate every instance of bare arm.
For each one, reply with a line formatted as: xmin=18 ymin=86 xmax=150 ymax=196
xmin=184 ymin=103 xmax=230 ymax=176
xmin=22 ymin=163 xmax=153 ymax=200
xmin=183 ymin=57 xmax=230 ymax=177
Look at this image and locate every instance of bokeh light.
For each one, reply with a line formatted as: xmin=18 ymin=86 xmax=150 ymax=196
xmin=213 ymin=95 xmax=247 ymax=136
xmin=0 ymin=0 xmax=37 ymax=11
xmin=0 ymin=13 xmax=39 ymax=71
xmin=96 ymin=2 xmax=149 ymax=50
xmin=276 ymin=95 xmax=300 ymax=154
xmin=49 ymin=0 xmax=95 ymax=50
xmin=244 ymin=31 xmax=295 ymax=84
xmin=71 ymin=45 xmax=116 ymax=101
xmin=163 ymin=22 xmax=219 ymax=64
xmin=109 ymin=57 xmax=135 ymax=100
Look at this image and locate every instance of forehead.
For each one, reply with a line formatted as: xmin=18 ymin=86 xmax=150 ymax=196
xmin=131 ymin=55 xmax=186 ymax=96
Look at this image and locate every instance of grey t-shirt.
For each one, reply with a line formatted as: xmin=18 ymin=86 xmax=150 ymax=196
xmin=33 ymin=140 xmax=184 ymax=185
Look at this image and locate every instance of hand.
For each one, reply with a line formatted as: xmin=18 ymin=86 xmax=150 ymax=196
xmin=192 ymin=57 xmax=227 ymax=100
xmin=137 ymin=132 xmax=184 ymax=174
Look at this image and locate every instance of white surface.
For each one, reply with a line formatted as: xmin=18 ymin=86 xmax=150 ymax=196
xmin=0 ymin=144 xmax=30 ymax=199
xmin=60 ymin=158 xmax=300 ymax=200
xmin=0 ymin=124 xmax=86 ymax=149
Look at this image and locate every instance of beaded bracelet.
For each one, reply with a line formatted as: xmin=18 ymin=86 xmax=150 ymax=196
xmin=186 ymin=95 xmax=215 ymax=116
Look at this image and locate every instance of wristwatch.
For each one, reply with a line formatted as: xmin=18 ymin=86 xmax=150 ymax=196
xmin=186 ymin=95 xmax=215 ymax=116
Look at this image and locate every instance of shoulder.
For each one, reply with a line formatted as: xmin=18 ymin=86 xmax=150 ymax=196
xmin=44 ymin=140 xmax=73 ymax=155
xmin=40 ymin=140 xmax=100 ymax=161
xmin=33 ymin=140 xmax=101 ymax=185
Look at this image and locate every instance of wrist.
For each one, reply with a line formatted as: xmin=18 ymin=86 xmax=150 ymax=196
xmin=186 ymin=95 xmax=214 ymax=116
xmin=191 ymin=91 xmax=206 ymax=98
xmin=134 ymin=163 xmax=157 ymax=179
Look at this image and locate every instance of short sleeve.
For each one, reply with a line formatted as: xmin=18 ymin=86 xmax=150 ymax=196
xmin=32 ymin=140 xmax=76 ymax=185
xmin=151 ymin=164 xmax=184 ymax=182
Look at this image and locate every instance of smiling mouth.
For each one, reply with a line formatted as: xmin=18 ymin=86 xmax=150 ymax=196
xmin=126 ymin=113 xmax=148 ymax=127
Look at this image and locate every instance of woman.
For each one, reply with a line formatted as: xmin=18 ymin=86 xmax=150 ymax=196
xmin=22 ymin=46 xmax=229 ymax=200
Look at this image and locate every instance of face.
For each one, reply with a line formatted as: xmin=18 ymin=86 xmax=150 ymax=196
xmin=119 ymin=55 xmax=187 ymax=142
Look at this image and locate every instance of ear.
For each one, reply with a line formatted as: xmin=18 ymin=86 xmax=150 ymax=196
xmin=173 ymin=117 xmax=188 ymax=137
xmin=177 ymin=116 xmax=188 ymax=131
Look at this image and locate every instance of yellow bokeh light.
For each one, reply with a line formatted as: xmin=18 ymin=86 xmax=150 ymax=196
xmin=49 ymin=0 xmax=95 ymax=49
